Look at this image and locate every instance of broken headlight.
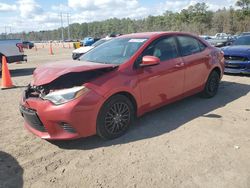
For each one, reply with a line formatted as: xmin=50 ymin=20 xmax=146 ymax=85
xmin=41 ymin=86 xmax=89 ymax=105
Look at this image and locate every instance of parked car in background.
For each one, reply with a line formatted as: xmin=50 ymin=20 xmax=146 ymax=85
xmin=0 ymin=39 xmax=27 ymax=72
xmin=231 ymin=35 xmax=239 ymax=40
xmin=20 ymin=32 xmax=224 ymax=140
xmin=200 ymin=35 xmax=212 ymax=40
xmin=72 ymin=37 xmax=113 ymax=60
xmin=213 ymin=33 xmax=228 ymax=38
xmin=207 ymin=36 xmax=234 ymax=47
xmin=80 ymin=37 xmax=100 ymax=46
xmin=22 ymin=41 xmax=34 ymax=49
xmin=222 ymin=35 xmax=250 ymax=74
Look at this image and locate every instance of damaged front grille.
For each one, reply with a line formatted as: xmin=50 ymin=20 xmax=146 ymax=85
xmin=24 ymin=85 xmax=44 ymax=99
xmin=20 ymin=105 xmax=47 ymax=132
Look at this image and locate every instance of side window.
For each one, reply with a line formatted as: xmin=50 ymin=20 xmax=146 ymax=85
xmin=177 ymin=36 xmax=206 ymax=56
xmin=198 ymin=41 xmax=206 ymax=51
xmin=140 ymin=37 xmax=179 ymax=62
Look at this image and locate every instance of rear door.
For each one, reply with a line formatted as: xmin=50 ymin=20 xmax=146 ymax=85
xmin=176 ymin=35 xmax=211 ymax=93
xmin=136 ymin=36 xmax=185 ymax=110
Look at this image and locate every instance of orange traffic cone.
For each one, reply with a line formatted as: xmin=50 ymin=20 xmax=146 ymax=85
xmin=49 ymin=43 xmax=54 ymax=55
xmin=1 ymin=56 xmax=15 ymax=89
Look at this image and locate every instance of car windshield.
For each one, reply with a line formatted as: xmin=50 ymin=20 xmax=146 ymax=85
xmin=80 ymin=38 xmax=148 ymax=64
xmin=91 ymin=39 xmax=108 ymax=47
xmin=233 ymin=36 xmax=250 ymax=45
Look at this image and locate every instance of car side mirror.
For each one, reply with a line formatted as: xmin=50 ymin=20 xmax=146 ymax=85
xmin=140 ymin=56 xmax=160 ymax=67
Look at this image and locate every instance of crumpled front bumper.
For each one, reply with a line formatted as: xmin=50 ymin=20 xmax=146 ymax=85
xmin=20 ymin=89 xmax=104 ymax=140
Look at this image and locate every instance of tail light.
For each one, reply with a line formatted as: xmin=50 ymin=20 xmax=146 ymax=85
xmin=16 ymin=43 xmax=24 ymax=53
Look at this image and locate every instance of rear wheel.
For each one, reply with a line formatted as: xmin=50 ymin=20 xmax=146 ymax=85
xmin=201 ymin=71 xmax=220 ymax=98
xmin=97 ymin=95 xmax=134 ymax=139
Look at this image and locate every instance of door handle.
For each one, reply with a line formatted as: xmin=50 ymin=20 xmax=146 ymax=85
xmin=175 ymin=62 xmax=184 ymax=68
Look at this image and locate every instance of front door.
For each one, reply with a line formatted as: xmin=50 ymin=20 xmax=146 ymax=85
xmin=136 ymin=36 xmax=185 ymax=112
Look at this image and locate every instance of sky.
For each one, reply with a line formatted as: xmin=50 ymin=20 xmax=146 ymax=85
xmin=0 ymin=0 xmax=238 ymax=33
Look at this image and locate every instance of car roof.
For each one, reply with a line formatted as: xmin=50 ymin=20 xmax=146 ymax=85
xmin=118 ymin=31 xmax=199 ymax=39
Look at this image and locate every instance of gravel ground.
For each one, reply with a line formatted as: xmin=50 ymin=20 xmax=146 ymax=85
xmin=0 ymin=46 xmax=250 ymax=188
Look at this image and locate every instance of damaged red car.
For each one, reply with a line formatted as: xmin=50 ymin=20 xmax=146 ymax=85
xmin=20 ymin=32 xmax=224 ymax=140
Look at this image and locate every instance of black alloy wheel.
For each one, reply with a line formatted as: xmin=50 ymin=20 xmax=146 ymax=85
xmin=104 ymin=102 xmax=130 ymax=134
xmin=201 ymin=71 xmax=220 ymax=98
xmin=97 ymin=95 xmax=134 ymax=139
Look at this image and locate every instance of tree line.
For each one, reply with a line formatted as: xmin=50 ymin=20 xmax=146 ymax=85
xmin=1 ymin=0 xmax=250 ymax=41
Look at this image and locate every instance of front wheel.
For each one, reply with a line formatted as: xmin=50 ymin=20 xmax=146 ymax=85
xmin=96 ymin=95 xmax=135 ymax=139
xmin=201 ymin=71 xmax=220 ymax=98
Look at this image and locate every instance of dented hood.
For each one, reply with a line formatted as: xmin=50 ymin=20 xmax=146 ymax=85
xmin=33 ymin=60 xmax=117 ymax=86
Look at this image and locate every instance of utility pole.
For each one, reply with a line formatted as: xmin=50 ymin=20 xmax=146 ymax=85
xmin=59 ymin=13 xmax=71 ymax=41
xmin=60 ymin=12 xmax=64 ymax=41
xmin=67 ymin=13 xmax=71 ymax=40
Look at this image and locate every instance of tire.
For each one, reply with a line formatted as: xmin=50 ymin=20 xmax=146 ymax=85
xmin=96 ymin=94 xmax=135 ymax=139
xmin=201 ymin=71 xmax=220 ymax=98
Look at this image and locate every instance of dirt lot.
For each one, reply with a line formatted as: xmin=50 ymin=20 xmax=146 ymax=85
xmin=0 ymin=45 xmax=250 ymax=188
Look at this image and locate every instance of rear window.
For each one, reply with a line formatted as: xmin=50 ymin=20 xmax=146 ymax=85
xmin=177 ymin=36 xmax=206 ymax=56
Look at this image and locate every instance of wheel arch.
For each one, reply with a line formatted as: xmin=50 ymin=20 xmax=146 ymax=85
xmin=211 ymin=66 xmax=222 ymax=78
xmin=96 ymin=91 xmax=138 ymax=139
xmin=104 ymin=91 xmax=138 ymax=116
xmin=201 ymin=66 xmax=221 ymax=98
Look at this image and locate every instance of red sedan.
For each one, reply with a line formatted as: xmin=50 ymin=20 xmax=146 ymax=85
xmin=20 ymin=32 xmax=224 ymax=140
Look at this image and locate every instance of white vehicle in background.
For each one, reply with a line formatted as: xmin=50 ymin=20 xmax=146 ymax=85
xmin=72 ymin=37 xmax=113 ymax=60
xmin=207 ymin=33 xmax=234 ymax=47
xmin=213 ymin=33 xmax=229 ymax=39
xmin=199 ymin=35 xmax=212 ymax=40
xmin=0 ymin=39 xmax=27 ymax=72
